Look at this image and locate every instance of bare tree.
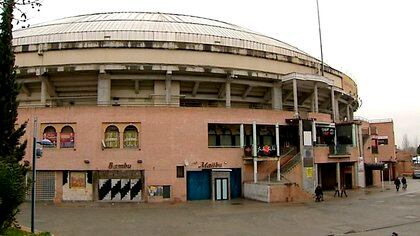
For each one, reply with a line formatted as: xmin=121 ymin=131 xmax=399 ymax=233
xmin=402 ymin=134 xmax=410 ymax=151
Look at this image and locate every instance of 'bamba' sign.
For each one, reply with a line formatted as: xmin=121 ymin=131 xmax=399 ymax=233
xmin=108 ymin=162 xmax=132 ymax=169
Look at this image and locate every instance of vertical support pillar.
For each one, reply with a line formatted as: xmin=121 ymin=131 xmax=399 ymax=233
xmin=312 ymin=119 xmax=317 ymax=144
xmin=314 ymin=163 xmax=318 ymax=187
xmin=240 ymin=124 xmax=244 ymax=148
xmin=336 ymin=162 xmax=341 ymax=190
xmin=252 ymin=122 xmax=257 ymax=157
xmin=271 ymin=83 xmax=281 ymax=110
xmin=275 ymin=123 xmax=280 ymax=156
xmin=253 ymin=159 xmax=258 ymax=183
xmin=331 ymin=86 xmax=336 ymax=122
xmin=279 ymin=84 xmax=283 ymax=110
xmin=40 ymin=77 xmax=47 ymax=106
xmin=293 ymin=79 xmax=298 ymax=116
xmin=225 ymin=81 xmax=231 ymax=108
xmin=97 ymin=73 xmax=111 ymax=106
xmin=276 ymin=123 xmax=281 ymax=183
xmin=299 ymin=119 xmax=304 ymax=186
xmin=165 ymin=71 xmax=172 ymax=105
xmin=314 ymin=82 xmax=319 ymax=113
xmin=346 ymin=104 xmax=351 ymax=121
xmin=354 ymin=162 xmax=358 ymax=188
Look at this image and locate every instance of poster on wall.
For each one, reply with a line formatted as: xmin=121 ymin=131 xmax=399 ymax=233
xmin=61 ymin=132 xmax=75 ymax=148
xmin=44 ymin=131 xmax=57 ymax=147
xmin=70 ymin=172 xmax=86 ymax=188
xmin=148 ymin=185 xmax=163 ymax=197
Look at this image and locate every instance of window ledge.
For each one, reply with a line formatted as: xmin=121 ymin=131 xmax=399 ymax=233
xmin=208 ymin=146 xmax=241 ymax=148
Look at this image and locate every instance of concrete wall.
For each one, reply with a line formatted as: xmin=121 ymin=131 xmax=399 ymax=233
xmin=19 ymin=106 xmax=305 ymax=201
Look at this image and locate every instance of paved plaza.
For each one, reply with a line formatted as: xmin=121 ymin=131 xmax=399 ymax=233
xmin=17 ymin=179 xmax=420 ymax=236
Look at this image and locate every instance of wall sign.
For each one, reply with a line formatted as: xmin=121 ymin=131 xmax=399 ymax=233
xmin=108 ymin=162 xmax=132 ymax=169
xmin=199 ymin=162 xmax=222 ymax=169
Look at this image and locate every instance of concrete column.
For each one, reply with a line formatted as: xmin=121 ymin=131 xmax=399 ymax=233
xmin=252 ymin=122 xmax=257 ymax=157
xmin=279 ymin=84 xmax=283 ymax=110
xmin=240 ymin=124 xmax=244 ymax=148
xmin=271 ymin=85 xmax=281 ymax=110
xmin=331 ymin=86 xmax=336 ymax=122
xmin=354 ymin=162 xmax=358 ymax=187
xmin=337 ymin=162 xmax=341 ymax=190
xmin=275 ymin=123 xmax=280 ymax=156
xmin=277 ymin=160 xmax=281 ymax=182
xmin=346 ymin=104 xmax=351 ymax=121
xmin=225 ymin=81 xmax=231 ymax=108
xmin=293 ymin=79 xmax=298 ymax=116
xmin=299 ymin=119 xmax=304 ymax=187
xmin=253 ymin=159 xmax=258 ymax=183
xmin=314 ymin=163 xmax=319 ymax=187
xmin=40 ymin=78 xmax=47 ymax=106
xmin=314 ymin=83 xmax=319 ymax=113
xmin=97 ymin=73 xmax=111 ymax=106
xmin=165 ymin=71 xmax=172 ymax=105
xmin=312 ymin=119 xmax=317 ymax=144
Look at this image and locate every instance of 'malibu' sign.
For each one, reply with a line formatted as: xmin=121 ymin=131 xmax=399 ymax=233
xmin=199 ymin=162 xmax=222 ymax=168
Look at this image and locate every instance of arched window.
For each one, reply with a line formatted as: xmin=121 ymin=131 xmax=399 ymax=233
xmin=43 ymin=126 xmax=57 ymax=148
xmin=60 ymin=126 xmax=75 ymax=148
xmin=105 ymin=125 xmax=119 ymax=148
xmin=123 ymin=125 xmax=138 ymax=148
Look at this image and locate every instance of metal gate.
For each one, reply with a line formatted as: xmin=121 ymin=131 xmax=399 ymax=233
xmin=187 ymin=170 xmax=211 ymax=201
xmin=27 ymin=171 xmax=56 ymax=201
xmin=98 ymin=179 xmax=142 ymax=202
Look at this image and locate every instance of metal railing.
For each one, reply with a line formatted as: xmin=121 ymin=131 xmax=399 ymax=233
xmin=329 ymin=144 xmax=351 ymax=155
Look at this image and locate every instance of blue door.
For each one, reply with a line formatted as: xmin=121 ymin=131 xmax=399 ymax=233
xmin=187 ymin=170 xmax=211 ymax=200
xmin=230 ymin=168 xmax=242 ymax=199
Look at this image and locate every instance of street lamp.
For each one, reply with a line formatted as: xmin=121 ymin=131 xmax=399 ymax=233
xmin=31 ymin=118 xmax=53 ymax=233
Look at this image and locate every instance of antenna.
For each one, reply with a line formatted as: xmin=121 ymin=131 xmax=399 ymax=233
xmin=316 ymin=0 xmax=324 ymax=76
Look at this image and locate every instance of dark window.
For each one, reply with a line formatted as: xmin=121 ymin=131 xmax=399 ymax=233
xmin=378 ymin=138 xmax=388 ymax=145
xmin=208 ymin=124 xmax=240 ymax=147
xmin=22 ymin=45 xmax=29 ymax=52
xmin=163 ymin=185 xmax=171 ymax=199
xmin=63 ymin=171 xmax=68 ymax=185
xmin=176 ymin=166 xmax=184 ymax=178
xmin=87 ymin=171 xmax=92 ymax=184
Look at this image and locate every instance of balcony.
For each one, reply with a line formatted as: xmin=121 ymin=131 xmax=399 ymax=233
xmin=328 ymin=144 xmax=351 ymax=159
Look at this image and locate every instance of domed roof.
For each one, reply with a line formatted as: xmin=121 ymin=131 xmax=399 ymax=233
xmin=13 ymin=11 xmax=314 ymax=61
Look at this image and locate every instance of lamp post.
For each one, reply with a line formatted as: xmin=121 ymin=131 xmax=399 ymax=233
xmin=31 ymin=117 xmax=53 ymax=233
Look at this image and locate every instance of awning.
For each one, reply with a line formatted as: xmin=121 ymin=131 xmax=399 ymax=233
xmin=365 ymin=163 xmax=385 ymax=170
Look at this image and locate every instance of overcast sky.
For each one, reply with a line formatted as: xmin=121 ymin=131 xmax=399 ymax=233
xmin=19 ymin=0 xmax=420 ymax=148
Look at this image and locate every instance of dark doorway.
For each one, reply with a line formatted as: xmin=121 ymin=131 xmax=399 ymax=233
xmin=230 ymin=168 xmax=242 ymax=199
xmin=320 ymin=163 xmax=337 ymax=190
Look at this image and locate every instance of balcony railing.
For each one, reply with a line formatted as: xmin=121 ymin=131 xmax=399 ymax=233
xmin=244 ymin=145 xmax=295 ymax=158
xmin=329 ymin=144 xmax=351 ymax=156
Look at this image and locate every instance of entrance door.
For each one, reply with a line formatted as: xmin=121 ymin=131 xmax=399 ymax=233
xmin=187 ymin=170 xmax=211 ymax=200
xmin=215 ymin=178 xmax=228 ymax=201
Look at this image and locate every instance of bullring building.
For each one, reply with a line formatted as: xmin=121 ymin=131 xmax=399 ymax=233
xmin=14 ymin=12 xmax=370 ymax=202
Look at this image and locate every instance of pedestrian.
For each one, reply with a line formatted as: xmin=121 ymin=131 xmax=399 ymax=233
xmin=314 ymin=185 xmax=323 ymax=202
xmin=401 ymin=176 xmax=407 ymax=190
xmin=394 ymin=177 xmax=401 ymax=192
xmin=340 ymin=184 xmax=348 ymax=197
xmin=333 ymin=182 xmax=340 ymax=197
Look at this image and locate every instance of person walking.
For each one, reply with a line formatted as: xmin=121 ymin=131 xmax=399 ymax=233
xmin=334 ymin=182 xmax=340 ymax=197
xmin=401 ymin=176 xmax=407 ymax=190
xmin=394 ymin=177 xmax=401 ymax=192
xmin=340 ymin=184 xmax=348 ymax=197
xmin=314 ymin=185 xmax=323 ymax=202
